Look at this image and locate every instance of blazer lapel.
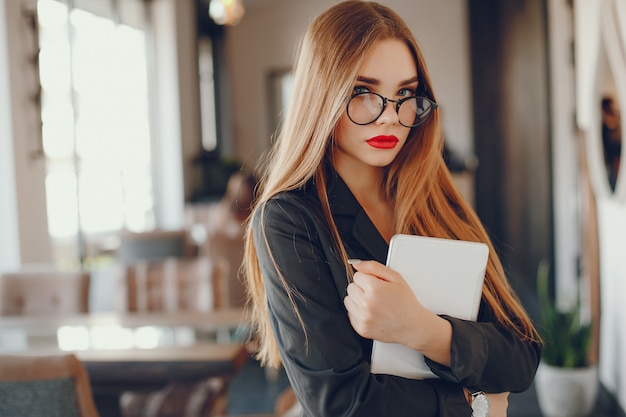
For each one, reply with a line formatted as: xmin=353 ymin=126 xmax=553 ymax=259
xmin=352 ymin=210 xmax=388 ymax=263
xmin=327 ymin=170 xmax=389 ymax=264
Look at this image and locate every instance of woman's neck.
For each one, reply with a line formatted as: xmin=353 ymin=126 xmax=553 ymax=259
xmin=333 ymin=162 xmax=395 ymax=243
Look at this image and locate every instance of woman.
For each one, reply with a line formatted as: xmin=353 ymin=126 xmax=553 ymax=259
xmin=244 ymin=2 xmax=541 ymax=416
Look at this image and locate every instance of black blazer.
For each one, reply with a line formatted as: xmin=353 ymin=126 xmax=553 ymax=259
xmin=252 ymin=169 xmax=541 ymax=417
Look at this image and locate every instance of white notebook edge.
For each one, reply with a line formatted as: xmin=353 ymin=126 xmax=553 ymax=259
xmin=370 ymin=234 xmax=489 ymax=379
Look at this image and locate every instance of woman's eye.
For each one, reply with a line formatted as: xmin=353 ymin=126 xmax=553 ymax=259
xmin=353 ymin=86 xmax=370 ymax=95
xmin=397 ymin=88 xmax=416 ymax=98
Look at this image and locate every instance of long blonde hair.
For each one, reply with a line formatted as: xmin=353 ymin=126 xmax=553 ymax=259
xmin=244 ymin=0 xmax=540 ymax=368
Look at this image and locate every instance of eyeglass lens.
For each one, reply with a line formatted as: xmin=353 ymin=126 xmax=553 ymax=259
xmin=347 ymin=92 xmax=436 ymax=128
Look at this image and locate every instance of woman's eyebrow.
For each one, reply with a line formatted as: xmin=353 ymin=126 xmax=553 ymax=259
xmin=356 ymin=75 xmax=379 ymax=85
xmin=356 ymin=75 xmax=419 ymax=86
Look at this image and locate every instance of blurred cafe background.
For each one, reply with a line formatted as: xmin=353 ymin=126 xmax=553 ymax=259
xmin=0 ymin=0 xmax=625 ymax=416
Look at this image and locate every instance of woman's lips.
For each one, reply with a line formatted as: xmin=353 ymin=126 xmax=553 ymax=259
xmin=366 ymin=135 xmax=399 ymax=149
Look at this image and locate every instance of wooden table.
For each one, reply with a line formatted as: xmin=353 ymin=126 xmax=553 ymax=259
xmin=0 ymin=308 xmax=251 ymax=417
xmin=79 ymin=342 xmax=250 ymax=387
xmin=0 ymin=307 xmax=248 ymax=332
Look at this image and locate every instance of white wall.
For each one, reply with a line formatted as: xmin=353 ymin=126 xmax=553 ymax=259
xmin=148 ymin=0 xmax=203 ymax=229
xmin=0 ymin=0 xmax=52 ymax=269
xmin=0 ymin=0 xmax=21 ymax=270
xmin=575 ymin=0 xmax=626 ymax=410
xmin=547 ymin=0 xmax=580 ymax=309
xmin=225 ymin=0 xmax=473 ymax=168
xmin=148 ymin=0 xmax=191 ymax=230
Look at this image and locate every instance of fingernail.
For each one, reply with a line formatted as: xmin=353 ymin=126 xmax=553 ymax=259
xmin=347 ymin=259 xmax=361 ymax=265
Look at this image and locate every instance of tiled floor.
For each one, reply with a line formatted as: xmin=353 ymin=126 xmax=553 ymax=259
xmin=227 ymin=358 xmax=624 ymax=416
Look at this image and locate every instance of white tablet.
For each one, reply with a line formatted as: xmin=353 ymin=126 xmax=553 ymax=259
xmin=370 ymin=234 xmax=489 ymax=379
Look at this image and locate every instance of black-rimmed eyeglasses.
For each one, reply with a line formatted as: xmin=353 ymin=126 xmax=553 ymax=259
xmin=346 ymin=92 xmax=438 ymax=128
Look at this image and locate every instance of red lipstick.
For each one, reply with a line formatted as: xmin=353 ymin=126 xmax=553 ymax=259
xmin=366 ymin=135 xmax=399 ymax=149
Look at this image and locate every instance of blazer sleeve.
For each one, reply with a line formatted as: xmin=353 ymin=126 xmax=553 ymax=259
xmin=426 ymin=303 xmax=542 ymax=393
xmin=253 ymin=197 xmax=472 ymax=417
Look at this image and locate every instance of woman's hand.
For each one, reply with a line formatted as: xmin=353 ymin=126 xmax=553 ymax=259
xmin=343 ymin=259 xmax=452 ymax=365
xmin=344 ymin=259 xmax=420 ymax=343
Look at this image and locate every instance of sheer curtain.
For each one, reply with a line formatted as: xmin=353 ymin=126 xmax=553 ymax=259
xmin=575 ymin=0 xmax=626 ymax=410
xmin=37 ymin=0 xmax=154 ymax=263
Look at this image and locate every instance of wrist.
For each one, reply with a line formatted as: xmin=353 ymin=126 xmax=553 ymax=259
xmin=408 ymin=313 xmax=452 ymax=366
xmin=469 ymin=391 xmax=490 ymax=417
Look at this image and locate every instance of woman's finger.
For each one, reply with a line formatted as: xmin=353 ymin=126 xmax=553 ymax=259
xmin=349 ymin=259 xmax=404 ymax=283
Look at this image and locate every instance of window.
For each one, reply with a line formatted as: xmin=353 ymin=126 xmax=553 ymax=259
xmin=267 ymin=68 xmax=293 ymax=139
xmin=199 ymin=37 xmax=218 ymax=152
xmin=38 ymin=0 xmax=153 ymax=261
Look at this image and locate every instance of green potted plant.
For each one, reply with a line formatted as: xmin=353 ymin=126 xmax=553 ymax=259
xmin=536 ymin=260 xmax=592 ymax=367
xmin=534 ymin=260 xmax=598 ymax=417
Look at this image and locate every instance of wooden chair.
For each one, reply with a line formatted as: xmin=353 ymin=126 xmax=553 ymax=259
xmin=119 ymin=376 xmax=230 ymax=417
xmin=120 ymin=256 xmax=228 ymax=313
xmin=118 ymin=256 xmax=233 ymax=417
xmin=0 ymin=267 xmax=90 ymax=316
xmin=0 ymin=353 xmax=100 ymax=417
xmin=202 ymin=231 xmax=247 ymax=308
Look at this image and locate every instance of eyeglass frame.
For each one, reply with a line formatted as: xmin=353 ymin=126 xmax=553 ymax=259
xmin=346 ymin=91 xmax=439 ymax=128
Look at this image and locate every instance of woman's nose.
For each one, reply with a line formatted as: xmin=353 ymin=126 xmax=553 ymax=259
xmin=375 ymin=99 xmax=399 ymax=125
